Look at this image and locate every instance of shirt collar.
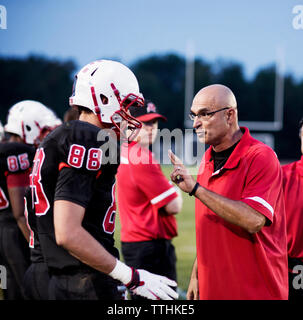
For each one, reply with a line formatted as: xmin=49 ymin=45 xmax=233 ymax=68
xmin=205 ymin=127 xmax=252 ymax=170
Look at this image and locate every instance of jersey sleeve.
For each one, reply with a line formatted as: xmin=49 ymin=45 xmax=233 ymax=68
xmin=54 ymin=167 xmax=97 ymax=209
xmin=131 ymin=155 xmax=178 ymax=209
xmin=240 ymin=147 xmax=282 ymax=224
xmin=6 ymin=171 xmax=30 ymax=188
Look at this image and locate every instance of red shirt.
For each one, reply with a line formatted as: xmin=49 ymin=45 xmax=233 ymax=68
xmin=282 ymin=156 xmax=303 ymax=261
xmin=195 ymin=127 xmax=288 ymax=300
xmin=117 ymin=142 xmax=178 ymax=242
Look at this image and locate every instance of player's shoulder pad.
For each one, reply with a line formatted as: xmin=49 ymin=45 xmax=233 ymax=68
xmin=0 ymin=141 xmax=35 ymax=157
xmin=0 ymin=142 xmax=36 ymax=172
xmin=46 ymin=120 xmax=110 ymax=148
xmin=44 ymin=120 xmax=119 ymax=169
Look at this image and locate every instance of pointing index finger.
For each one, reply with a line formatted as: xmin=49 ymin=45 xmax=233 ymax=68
xmin=168 ymin=149 xmax=183 ymax=167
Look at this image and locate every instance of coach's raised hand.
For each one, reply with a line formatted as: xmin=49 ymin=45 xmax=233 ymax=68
xmin=168 ymin=150 xmax=196 ymax=194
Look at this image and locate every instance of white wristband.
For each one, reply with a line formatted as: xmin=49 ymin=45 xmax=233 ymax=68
xmin=108 ymin=259 xmax=132 ymax=285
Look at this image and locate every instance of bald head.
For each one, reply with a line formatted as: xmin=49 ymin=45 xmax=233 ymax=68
xmin=192 ymin=84 xmax=237 ymax=110
xmin=190 ymin=84 xmax=242 ymax=150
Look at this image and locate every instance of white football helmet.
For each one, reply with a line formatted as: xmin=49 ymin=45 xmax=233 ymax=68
xmin=0 ymin=120 xmax=4 ymax=141
xmin=39 ymin=107 xmax=62 ymax=130
xmin=69 ymin=59 xmax=144 ymax=140
xmin=4 ymin=100 xmax=62 ymax=145
xmin=34 ymin=106 xmax=62 ymax=144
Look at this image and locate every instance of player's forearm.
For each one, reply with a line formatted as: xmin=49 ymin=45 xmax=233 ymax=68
xmin=195 ymin=186 xmax=265 ymax=234
xmin=54 ymin=200 xmax=117 ymax=274
xmin=8 ymin=186 xmax=29 ymax=240
xmin=56 ymin=225 xmax=117 ymax=274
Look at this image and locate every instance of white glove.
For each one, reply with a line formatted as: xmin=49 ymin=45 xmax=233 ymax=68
xmin=109 ymin=260 xmax=179 ymax=300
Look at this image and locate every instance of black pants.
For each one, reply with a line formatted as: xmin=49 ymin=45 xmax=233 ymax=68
xmin=121 ymin=239 xmax=177 ymax=300
xmin=0 ymin=219 xmax=30 ymax=300
xmin=48 ymin=268 xmax=124 ymax=300
xmin=23 ymin=262 xmax=50 ymax=300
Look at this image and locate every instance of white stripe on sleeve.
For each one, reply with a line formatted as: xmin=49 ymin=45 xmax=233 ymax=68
xmin=151 ymin=187 xmax=177 ymax=205
xmin=244 ymin=196 xmax=274 ymax=216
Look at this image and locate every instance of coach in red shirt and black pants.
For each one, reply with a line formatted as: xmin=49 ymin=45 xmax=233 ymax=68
xmin=170 ymin=84 xmax=288 ymax=300
xmin=282 ymin=118 xmax=303 ymax=300
xmin=117 ymin=101 xmax=183 ymax=300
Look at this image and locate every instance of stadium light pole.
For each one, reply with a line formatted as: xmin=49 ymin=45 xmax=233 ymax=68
xmin=239 ymin=46 xmax=285 ymax=131
xmin=273 ymin=46 xmax=285 ymax=130
xmin=184 ymin=40 xmax=195 ymax=129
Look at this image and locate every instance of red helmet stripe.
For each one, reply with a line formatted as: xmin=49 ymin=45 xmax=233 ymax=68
xmin=21 ymin=120 xmax=26 ymax=143
xmin=110 ymin=83 xmax=122 ymax=105
xmin=90 ymin=86 xmax=98 ymax=107
xmin=90 ymin=86 xmax=103 ymax=124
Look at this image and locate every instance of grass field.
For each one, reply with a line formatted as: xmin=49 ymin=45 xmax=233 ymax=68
xmin=114 ymin=164 xmax=196 ymax=296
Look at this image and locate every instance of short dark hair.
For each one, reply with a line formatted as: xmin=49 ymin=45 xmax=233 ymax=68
xmin=74 ymin=105 xmax=93 ymax=116
xmin=64 ymin=107 xmax=79 ymax=122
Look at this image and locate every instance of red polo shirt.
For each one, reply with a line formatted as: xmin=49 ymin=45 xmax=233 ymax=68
xmin=195 ymin=127 xmax=288 ymax=300
xmin=117 ymin=142 xmax=178 ymax=242
xmin=282 ymin=156 xmax=303 ymax=261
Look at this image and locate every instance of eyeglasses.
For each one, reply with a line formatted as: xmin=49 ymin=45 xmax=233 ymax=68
xmin=188 ymin=107 xmax=230 ymax=121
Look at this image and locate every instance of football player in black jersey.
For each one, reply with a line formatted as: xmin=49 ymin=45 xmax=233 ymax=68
xmin=17 ymin=102 xmax=62 ymax=300
xmin=29 ymin=59 xmax=179 ymax=300
xmin=0 ymin=100 xmax=61 ymax=299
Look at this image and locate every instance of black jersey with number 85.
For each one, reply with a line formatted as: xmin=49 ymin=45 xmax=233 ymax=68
xmin=0 ymin=142 xmax=35 ymax=220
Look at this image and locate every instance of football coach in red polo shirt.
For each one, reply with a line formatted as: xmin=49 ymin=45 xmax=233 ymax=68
xmin=169 ymin=84 xmax=288 ymax=300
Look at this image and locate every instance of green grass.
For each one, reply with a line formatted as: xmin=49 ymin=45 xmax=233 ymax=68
xmin=114 ymin=164 xmax=196 ymax=295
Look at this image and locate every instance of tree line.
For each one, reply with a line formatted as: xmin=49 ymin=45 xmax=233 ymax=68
xmin=0 ymin=54 xmax=302 ymax=159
